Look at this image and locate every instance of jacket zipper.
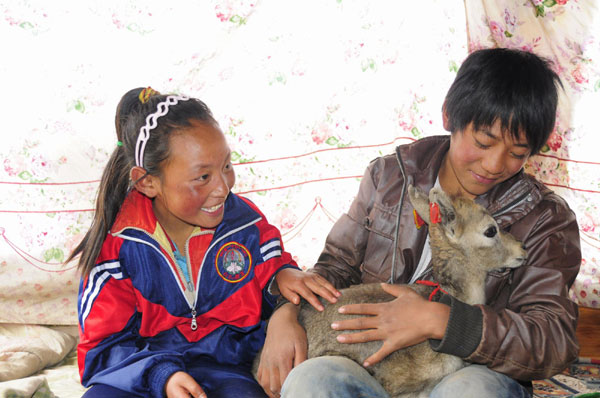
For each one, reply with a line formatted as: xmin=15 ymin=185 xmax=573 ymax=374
xmin=189 ymin=217 xmax=262 ymax=330
xmin=390 ymin=147 xmax=408 ymax=283
xmin=118 ymin=217 xmax=262 ymax=331
xmin=183 ymin=230 xmax=212 ymax=331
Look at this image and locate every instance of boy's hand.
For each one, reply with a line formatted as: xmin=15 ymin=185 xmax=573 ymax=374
xmin=275 ymin=268 xmax=340 ymax=311
xmin=331 ymin=283 xmax=450 ymax=367
xmin=165 ymin=371 xmax=206 ymax=398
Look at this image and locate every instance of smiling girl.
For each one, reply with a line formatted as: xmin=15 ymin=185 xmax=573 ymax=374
xmin=68 ymin=87 xmax=338 ymax=398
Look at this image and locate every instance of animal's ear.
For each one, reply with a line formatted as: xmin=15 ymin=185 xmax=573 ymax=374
xmin=428 ymin=187 xmax=458 ymax=237
xmin=407 ymin=184 xmax=430 ymax=224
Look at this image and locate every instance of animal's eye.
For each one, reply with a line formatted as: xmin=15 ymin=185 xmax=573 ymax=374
xmin=484 ymin=226 xmax=497 ymax=238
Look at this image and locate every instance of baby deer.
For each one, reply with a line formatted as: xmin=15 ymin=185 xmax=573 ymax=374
xmin=297 ymin=185 xmax=527 ymax=397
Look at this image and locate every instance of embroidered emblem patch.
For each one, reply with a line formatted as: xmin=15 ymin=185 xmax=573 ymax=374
xmin=215 ymin=242 xmax=252 ymax=283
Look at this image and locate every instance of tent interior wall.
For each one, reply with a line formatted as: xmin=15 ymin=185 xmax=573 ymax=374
xmin=0 ymin=1 xmax=598 ymax=397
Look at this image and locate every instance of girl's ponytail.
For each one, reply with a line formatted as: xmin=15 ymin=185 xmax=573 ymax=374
xmin=66 ymin=87 xmax=145 ymax=276
xmin=67 ymin=145 xmax=131 ymax=276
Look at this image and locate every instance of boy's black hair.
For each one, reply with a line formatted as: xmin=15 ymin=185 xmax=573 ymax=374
xmin=444 ymin=48 xmax=562 ymax=155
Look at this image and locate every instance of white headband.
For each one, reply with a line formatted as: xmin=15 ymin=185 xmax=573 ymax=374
xmin=135 ymin=94 xmax=190 ymax=168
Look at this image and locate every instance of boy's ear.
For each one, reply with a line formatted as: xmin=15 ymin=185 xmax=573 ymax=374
xmin=442 ymin=103 xmax=451 ymax=132
xmin=130 ymin=166 xmax=159 ymax=198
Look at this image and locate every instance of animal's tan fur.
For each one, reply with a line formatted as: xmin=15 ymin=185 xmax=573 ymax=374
xmin=294 ymin=185 xmax=527 ymax=397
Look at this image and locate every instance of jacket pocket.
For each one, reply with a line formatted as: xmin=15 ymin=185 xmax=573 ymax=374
xmin=362 ymin=204 xmax=397 ymax=279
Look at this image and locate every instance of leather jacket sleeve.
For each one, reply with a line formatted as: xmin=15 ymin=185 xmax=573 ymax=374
xmin=310 ymin=160 xmax=380 ymax=289
xmin=436 ymin=195 xmax=581 ymax=381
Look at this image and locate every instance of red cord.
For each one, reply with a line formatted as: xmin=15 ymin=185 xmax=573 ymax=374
xmin=415 ymin=280 xmax=448 ymax=301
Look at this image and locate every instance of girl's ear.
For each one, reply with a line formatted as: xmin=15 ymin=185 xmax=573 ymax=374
xmin=130 ymin=166 xmax=159 ymax=198
xmin=442 ymin=102 xmax=451 ymax=132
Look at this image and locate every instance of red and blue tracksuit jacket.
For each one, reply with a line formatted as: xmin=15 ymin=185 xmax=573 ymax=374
xmin=77 ymin=190 xmax=297 ymax=397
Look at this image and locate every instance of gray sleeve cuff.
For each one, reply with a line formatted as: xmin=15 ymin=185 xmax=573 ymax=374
xmin=429 ymin=294 xmax=483 ymax=358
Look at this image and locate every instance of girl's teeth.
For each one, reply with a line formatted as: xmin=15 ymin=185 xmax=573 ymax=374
xmin=202 ymin=203 xmax=222 ymax=212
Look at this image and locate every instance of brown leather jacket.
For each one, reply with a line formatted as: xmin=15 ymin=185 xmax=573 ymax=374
xmin=312 ymin=135 xmax=581 ymax=382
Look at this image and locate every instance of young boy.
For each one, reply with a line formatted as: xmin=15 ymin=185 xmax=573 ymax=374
xmin=256 ymin=48 xmax=581 ymax=397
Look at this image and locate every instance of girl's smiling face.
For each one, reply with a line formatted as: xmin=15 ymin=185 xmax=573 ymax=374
xmin=440 ymin=119 xmax=531 ymax=199
xmin=150 ymin=120 xmax=235 ymax=241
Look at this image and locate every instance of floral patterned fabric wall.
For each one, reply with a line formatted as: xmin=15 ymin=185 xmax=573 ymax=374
xmin=465 ymin=0 xmax=600 ymax=307
xmin=0 ymin=0 xmax=598 ymax=325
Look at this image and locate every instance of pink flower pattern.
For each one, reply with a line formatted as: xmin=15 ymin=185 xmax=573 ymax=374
xmin=1 ymin=0 xmax=598 ymax=329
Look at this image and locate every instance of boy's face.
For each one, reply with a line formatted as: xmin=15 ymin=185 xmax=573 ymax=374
xmin=440 ymin=120 xmax=531 ymax=199
xmin=151 ymin=120 xmax=236 ymax=239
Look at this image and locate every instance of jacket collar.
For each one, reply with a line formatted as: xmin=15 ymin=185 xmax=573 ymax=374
xmin=111 ymin=190 xmax=160 ymax=236
xmin=110 ymin=190 xmax=261 ymax=240
xmin=397 ymin=135 xmax=450 ymax=194
xmin=475 ymin=171 xmax=544 ymax=229
xmin=110 ymin=190 xmax=176 ymax=252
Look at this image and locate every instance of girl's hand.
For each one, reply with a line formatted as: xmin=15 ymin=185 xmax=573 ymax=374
xmin=257 ymin=303 xmax=307 ymax=397
xmin=274 ymin=268 xmax=340 ymax=311
xmin=331 ymin=283 xmax=450 ymax=367
xmin=165 ymin=371 xmax=206 ymax=398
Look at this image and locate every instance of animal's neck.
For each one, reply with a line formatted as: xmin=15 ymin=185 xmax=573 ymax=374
xmin=430 ymin=242 xmax=488 ymax=305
